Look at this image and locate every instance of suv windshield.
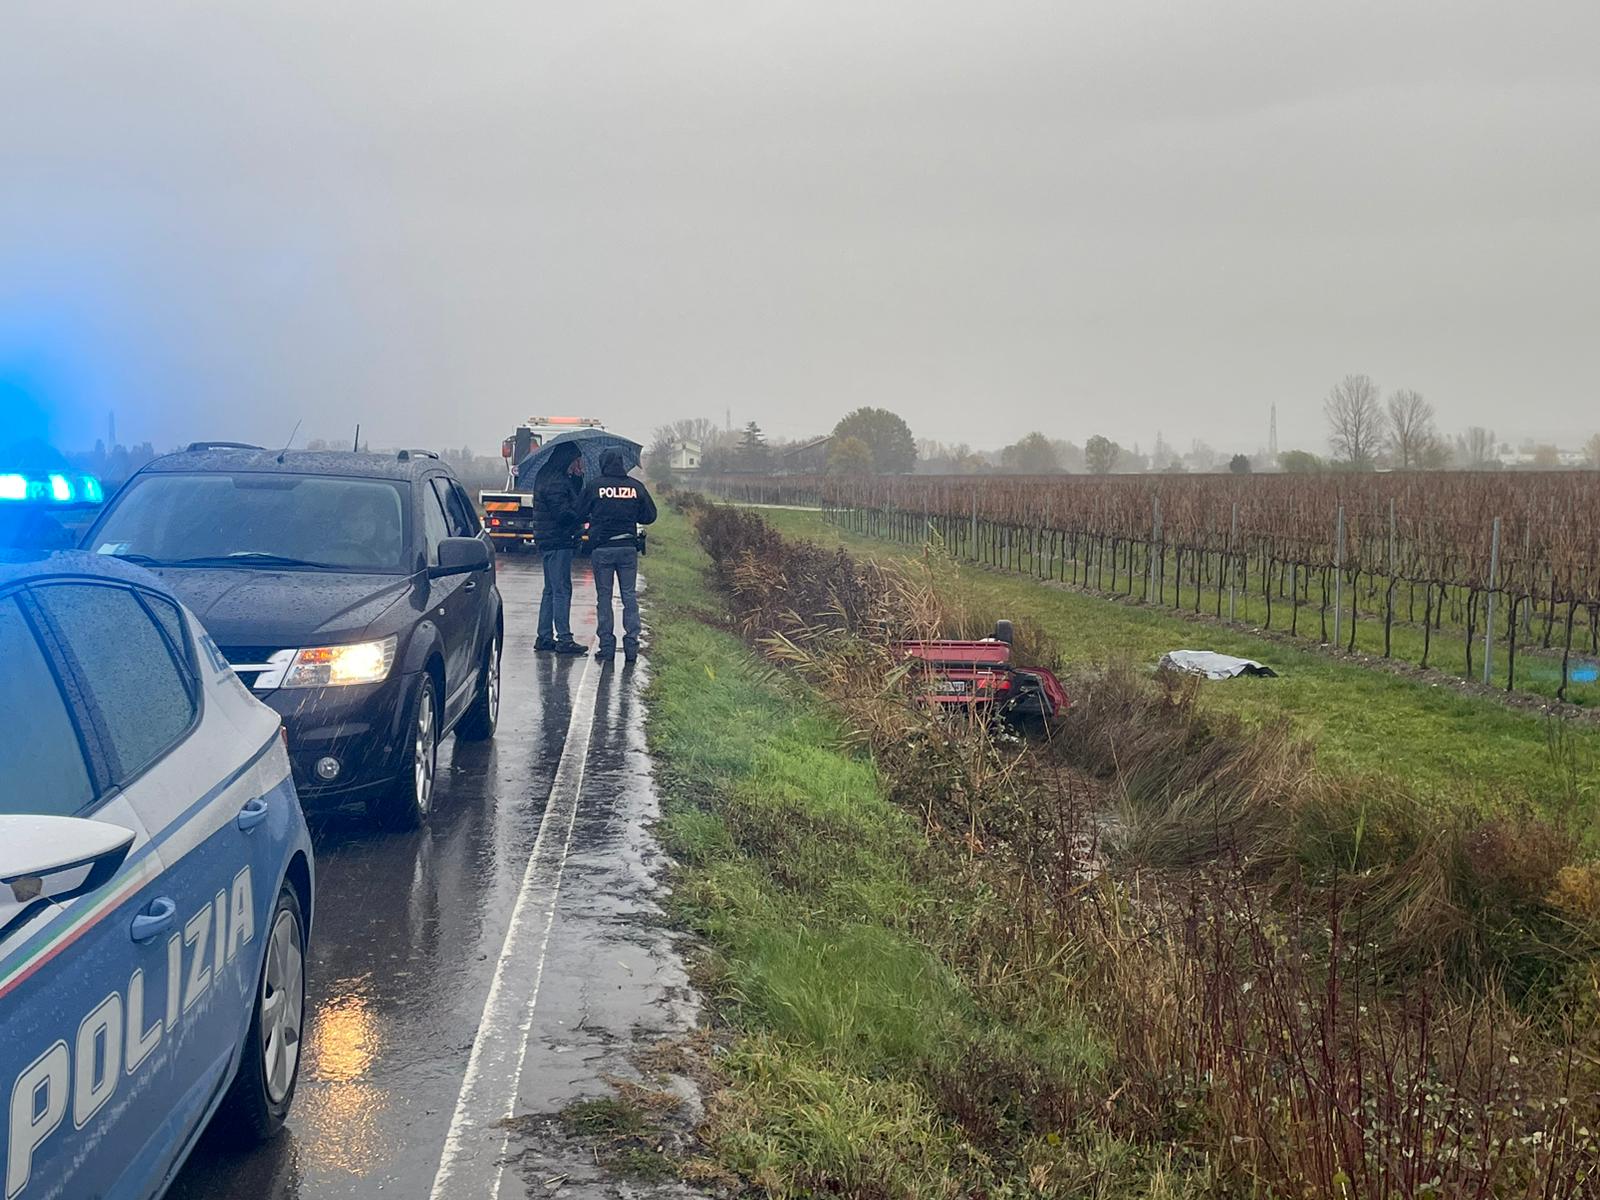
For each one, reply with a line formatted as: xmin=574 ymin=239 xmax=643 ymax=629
xmin=90 ymin=473 xmax=411 ymax=572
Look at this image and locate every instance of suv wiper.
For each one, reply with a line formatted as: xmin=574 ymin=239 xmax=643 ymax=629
xmin=106 ymin=551 xmax=170 ymax=566
xmin=168 ymin=552 xmax=343 ymax=569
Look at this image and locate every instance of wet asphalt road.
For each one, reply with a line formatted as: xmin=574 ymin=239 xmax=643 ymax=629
xmin=170 ymin=556 xmax=703 ymax=1200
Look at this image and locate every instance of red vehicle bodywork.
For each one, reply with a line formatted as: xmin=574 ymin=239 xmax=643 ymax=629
xmin=895 ymin=624 xmax=1069 ymax=724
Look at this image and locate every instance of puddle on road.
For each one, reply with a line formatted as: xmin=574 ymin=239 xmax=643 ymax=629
xmin=498 ymin=660 xmax=715 ymax=1199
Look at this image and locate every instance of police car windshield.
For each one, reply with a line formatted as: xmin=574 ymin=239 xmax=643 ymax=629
xmin=91 ymin=473 xmax=410 ymax=573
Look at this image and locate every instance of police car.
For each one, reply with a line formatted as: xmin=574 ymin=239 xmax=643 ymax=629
xmin=0 ymin=551 xmax=314 ymax=1199
xmin=0 ymin=462 xmax=104 ymax=551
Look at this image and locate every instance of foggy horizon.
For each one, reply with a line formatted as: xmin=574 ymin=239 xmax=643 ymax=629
xmin=4 ymin=1 xmax=1598 ymax=460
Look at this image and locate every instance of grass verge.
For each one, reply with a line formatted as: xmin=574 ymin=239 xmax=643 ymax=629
xmin=643 ymin=501 xmax=1599 ymax=1197
xmin=645 ymin=506 xmax=1135 ymax=1195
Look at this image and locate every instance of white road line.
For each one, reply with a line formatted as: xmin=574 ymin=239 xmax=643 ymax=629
xmin=429 ymin=657 xmax=601 ymax=1200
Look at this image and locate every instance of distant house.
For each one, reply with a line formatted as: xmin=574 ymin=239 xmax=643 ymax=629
xmin=778 ymin=435 xmax=833 ymax=475
xmin=669 ymin=439 xmax=702 ymax=471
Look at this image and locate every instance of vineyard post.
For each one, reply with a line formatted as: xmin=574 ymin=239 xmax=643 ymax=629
xmin=1148 ymin=496 xmax=1161 ymax=603
xmin=1507 ymin=593 xmax=1519 ymax=693
xmin=970 ymin=493 xmax=978 ymax=561
xmin=1559 ymin=601 xmax=1577 ymax=702
xmin=1384 ymin=498 xmax=1396 ymax=658
xmin=1483 ymin=516 xmax=1501 ymax=685
xmin=1333 ymin=506 xmax=1345 ymax=650
xmin=1228 ymin=502 xmax=1238 ymax=622
xmin=1522 ymin=523 xmax=1533 ymax=635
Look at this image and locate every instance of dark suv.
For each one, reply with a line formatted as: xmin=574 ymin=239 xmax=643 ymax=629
xmin=81 ymin=445 xmax=502 ymax=827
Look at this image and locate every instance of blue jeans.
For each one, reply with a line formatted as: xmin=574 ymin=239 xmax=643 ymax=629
xmin=590 ymin=544 xmax=639 ymax=653
xmin=537 ymin=547 xmax=575 ymax=642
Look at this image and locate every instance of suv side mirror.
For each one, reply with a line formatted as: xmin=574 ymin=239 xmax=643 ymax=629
xmin=1 ymin=815 xmax=136 ymax=940
xmin=430 ymin=536 xmax=491 ymax=578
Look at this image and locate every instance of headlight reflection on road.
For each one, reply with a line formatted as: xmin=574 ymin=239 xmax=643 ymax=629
xmin=298 ymin=980 xmax=386 ymax=1176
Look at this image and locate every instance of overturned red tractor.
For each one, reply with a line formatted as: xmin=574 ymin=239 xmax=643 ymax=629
xmin=895 ymin=620 xmax=1069 ymax=727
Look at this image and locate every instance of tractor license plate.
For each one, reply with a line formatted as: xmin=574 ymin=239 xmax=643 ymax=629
xmin=939 ymin=678 xmax=970 ymax=694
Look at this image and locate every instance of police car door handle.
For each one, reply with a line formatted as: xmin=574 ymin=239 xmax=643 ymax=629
xmin=131 ymin=897 xmax=177 ymax=943
xmin=237 ymin=796 xmax=270 ymax=832
xmin=462 ymin=579 xmax=477 ymax=592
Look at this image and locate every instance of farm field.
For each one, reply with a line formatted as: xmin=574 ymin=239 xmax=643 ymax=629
xmin=741 ymin=504 xmax=1600 ymax=823
xmin=704 ymin=472 xmax=1600 ymax=708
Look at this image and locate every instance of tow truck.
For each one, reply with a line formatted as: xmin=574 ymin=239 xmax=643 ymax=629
xmin=479 ymin=417 xmax=605 ymax=552
xmin=895 ymin=620 xmax=1069 ymax=728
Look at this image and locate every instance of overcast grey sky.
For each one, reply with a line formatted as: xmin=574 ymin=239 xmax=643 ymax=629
xmin=3 ymin=0 xmax=1598 ymax=458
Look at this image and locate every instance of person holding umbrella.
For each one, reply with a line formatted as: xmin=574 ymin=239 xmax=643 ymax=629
xmin=531 ymin=449 xmax=588 ymax=654
xmin=579 ymin=449 xmax=657 ymax=662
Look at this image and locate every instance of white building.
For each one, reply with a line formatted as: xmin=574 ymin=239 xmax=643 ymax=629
xmin=669 ymin=439 xmax=702 ymax=470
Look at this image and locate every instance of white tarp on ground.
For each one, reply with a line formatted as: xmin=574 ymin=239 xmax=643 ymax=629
xmin=1159 ymin=650 xmax=1278 ymax=679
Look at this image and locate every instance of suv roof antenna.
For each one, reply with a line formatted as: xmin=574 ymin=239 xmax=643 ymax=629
xmin=353 ymin=423 xmax=361 ymax=453
xmin=276 ymin=418 xmax=302 ymax=465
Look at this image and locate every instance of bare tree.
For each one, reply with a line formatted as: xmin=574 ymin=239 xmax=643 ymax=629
xmin=671 ymin=417 xmax=718 ymax=443
xmin=1323 ymin=374 xmax=1382 ymax=468
xmin=1456 ymin=425 xmax=1497 ymax=468
xmin=1584 ymin=432 xmax=1600 ymax=468
xmin=1384 ymin=389 xmax=1436 ymax=469
xmin=1415 ymin=433 xmax=1452 ymax=470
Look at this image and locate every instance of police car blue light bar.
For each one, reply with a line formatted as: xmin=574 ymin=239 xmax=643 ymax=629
xmin=0 ymin=470 xmax=103 ymax=506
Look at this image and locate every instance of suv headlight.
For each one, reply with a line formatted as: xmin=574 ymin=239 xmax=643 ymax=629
xmin=273 ymin=636 xmax=398 ymax=688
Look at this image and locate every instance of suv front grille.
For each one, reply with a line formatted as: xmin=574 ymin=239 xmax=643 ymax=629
xmin=220 ymin=646 xmax=284 ymax=688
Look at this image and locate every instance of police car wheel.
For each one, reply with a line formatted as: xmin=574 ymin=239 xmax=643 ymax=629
xmin=456 ymin=633 xmax=500 ymax=741
xmin=373 ymin=675 xmax=438 ymax=828
xmin=216 ymin=884 xmax=306 ymax=1144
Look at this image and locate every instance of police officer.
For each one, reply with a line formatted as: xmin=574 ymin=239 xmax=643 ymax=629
xmin=579 ymin=449 xmax=657 ymax=662
xmin=532 ymin=454 xmax=588 ymax=654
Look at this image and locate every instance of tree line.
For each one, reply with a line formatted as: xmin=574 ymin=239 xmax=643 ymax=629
xmin=652 ymin=381 xmax=1600 ymax=480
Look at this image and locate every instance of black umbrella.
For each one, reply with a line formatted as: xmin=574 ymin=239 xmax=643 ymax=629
xmin=515 ymin=429 xmax=643 ymax=489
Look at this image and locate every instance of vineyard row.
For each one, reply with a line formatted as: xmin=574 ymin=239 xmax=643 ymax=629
xmin=698 ymin=474 xmax=1600 ymax=702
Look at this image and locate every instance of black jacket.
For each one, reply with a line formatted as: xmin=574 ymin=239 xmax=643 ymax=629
xmin=580 ymin=453 xmax=657 ymax=547
xmin=532 ymin=473 xmax=583 ymax=545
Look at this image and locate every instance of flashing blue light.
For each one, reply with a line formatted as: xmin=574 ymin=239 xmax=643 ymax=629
xmin=0 ymin=470 xmax=103 ymax=505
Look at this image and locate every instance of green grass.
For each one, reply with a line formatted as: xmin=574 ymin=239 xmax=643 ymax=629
xmin=641 ymin=505 xmax=1117 ymax=1196
xmin=561 ymin=1097 xmax=650 ymax=1138
xmin=638 ymin=502 xmax=1599 ymax=1195
xmin=747 ymin=507 xmax=1600 ymax=819
xmin=559 ymin=1094 xmax=683 ymax=1184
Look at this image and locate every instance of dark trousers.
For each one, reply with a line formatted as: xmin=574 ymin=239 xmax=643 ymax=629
xmin=537 ymin=547 xmax=575 ymax=642
xmin=590 ymin=544 xmax=640 ymax=653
